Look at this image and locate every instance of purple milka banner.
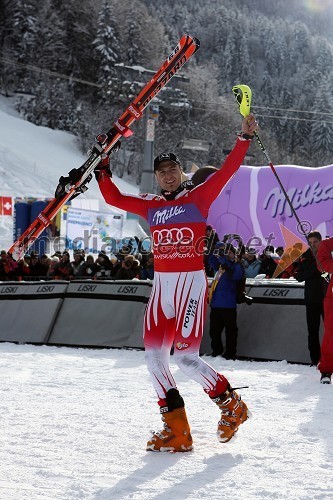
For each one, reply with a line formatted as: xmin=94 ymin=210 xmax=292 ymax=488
xmin=207 ymin=164 xmax=333 ymax=249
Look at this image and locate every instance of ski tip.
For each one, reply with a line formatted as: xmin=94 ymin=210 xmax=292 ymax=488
xmin=193 ymin=37 xmax=200 ymax=51
xmin=184 ymin=33 xmax=200 ymax=51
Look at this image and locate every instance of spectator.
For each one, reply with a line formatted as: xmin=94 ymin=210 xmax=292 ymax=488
xmin=0 ymin=251 xmax=19 ymax=280
xmin=275 ymin=246 xmax=284 ymax=258
xmin=18 ymin=254 xmax=32 ymax=279
xmin=40 ymin=254 xmax=51 ymax=272
xmin=295 ymin=231 xmax=326 ymax=366
xmin=243 ymin=247 xmax=262 ymax=279
xmin=203 ymin=225 xmax=219 ymax=277
xmin=94 ymin=252 xmax=113 ymax=279
xmin=117 ymin=244 xmax=132 ymax=261
xmin=79 ymin=255 xmax=96 ymax=279
xmin=141 ymin=253 xmax=154 ymax=280
xmin=259 ymin=245 xmax=278 ymax=278
xmin=277 ymin=247 xmax=301 ymax=279
xmin=114 ymin=254 xmax=141 ymax=280
xmin=51 ymin=251 xmax=62 ymax=260
xmin=53 ymin=251 xmax=74 ymax=280
xmin=71 ymin=250 xmax=85 ymax=277
xmin=276 ymin=251 xmax=292 ymax=279
xmin=28 ymin=251 xmax=48 ymax=277
xmin=208 ymin=243 xmax=244 ymax=359
xmin=47 ymin=256 xmax=60 ymax=278
xmin=135 ymin=252 xmax=143 ymax=266
xmin=109 ymin=255 xmax=121 ymax=277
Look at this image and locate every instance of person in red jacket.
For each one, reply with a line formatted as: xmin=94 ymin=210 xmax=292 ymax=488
xmin=95 ymin=114 xmax=258 ymax=452
xmin=317 ymin=237 xmax=333 ymax=384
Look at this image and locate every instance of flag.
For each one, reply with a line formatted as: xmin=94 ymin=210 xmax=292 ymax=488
xmin=0 ymin=197 xmax=13 ymax=216
xmin=272 ymin=223 xmax=308 ymax=278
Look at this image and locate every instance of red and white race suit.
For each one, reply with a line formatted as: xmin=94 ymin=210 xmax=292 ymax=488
xmin=317 ymin=238 xmax=333 ymax=374
xmin=98 ymin=137 xmax=250 ymax=405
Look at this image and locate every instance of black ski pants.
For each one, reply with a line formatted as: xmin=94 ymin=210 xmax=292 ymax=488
xmin=209 ymin=307 xmax=238 ymax=359
xmin=306 ymin=301 xmax=324 ymax=365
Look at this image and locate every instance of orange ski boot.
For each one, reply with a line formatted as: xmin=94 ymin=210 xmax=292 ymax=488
xmin=147 ymin=389 xmax=193 ymax=452
xmin=212 ymin=385 xmax=249 ymax=443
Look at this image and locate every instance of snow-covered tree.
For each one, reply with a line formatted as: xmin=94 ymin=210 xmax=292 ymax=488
xmin=313 ymin=36 xmax=333 ymax=77
xmin=236 ymin=31 xmax=255 ymax=90
xmin=11 ymin=0 xmax=39 ymax=63
xmin=309 ymin=75 xmax=333 ymax=164
xmin=52 ymin=0 xmax=97 ymax=81
xmin=34 ymin=0 xmax=66 ymax=71
xmin=2 ymin=0 xmax=333 ymax=183
xmin=126 ymin=21 xmax=141 ymax=65
xmin=17 ymin=77 xmax=79 ymax=132
xmin=93 ymin=0 xmax=121 ymax=103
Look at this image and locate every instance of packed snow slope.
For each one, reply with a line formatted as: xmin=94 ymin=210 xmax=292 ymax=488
xmin=1 ymin=343 xmax=333 ymax=500
xmin=0 ymin=96 xmax=139 ymax=249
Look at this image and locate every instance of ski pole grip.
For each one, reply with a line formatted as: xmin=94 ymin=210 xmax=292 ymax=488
xmin=232 ymin=84 xmax=252 ymax=117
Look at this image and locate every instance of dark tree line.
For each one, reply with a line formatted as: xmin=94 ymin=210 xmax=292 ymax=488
xmin=1 ymin=0 xmax=333 ymax=186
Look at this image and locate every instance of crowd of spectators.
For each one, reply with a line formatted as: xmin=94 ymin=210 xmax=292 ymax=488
xmin=0 ymin=226 xmax=320 ymax=283
xmin=0 ymin=247 xmax=154 ymax=282
xmin=204 ymin=231 xmax=307 ymax=281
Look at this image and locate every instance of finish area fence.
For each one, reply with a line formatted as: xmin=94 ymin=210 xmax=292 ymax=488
xmin=0 ymin=279 xmax=322 ymax=364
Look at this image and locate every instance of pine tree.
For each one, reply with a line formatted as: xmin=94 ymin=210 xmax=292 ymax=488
xmin=212 ymin=6 xmax=232 ymax=61
xmin=11 ymin=0 xmax=39 ymax=63
xmin=290 ymin=21 xmax=312 ymax=66
xmin=264 ymin=22 xmax=288 ymax=78
xmin=34 ymin=0 xmax=66 ymax=71
xmin=126 ymin=21 xmax=141 ymax=65
xmin=218 ymin=31 xmax=238 ymax=92
xmin=314 ymin=36 xmax=333 ymax=77
xmin=93 ymin=0 xmax=121 ymax=103
xmin=237 ymin=31 xmax=255 ymax=89
xmin=17 ymin=77 xmax=79 ymax=132
xmin=291 ymin=68 xmax=317 ymax=163
xmin=52 ymin=0 xmax=97 ymax=82
xmin=0 ymin=0 xmax=17 ymax=94
xmin=115 ymin=2 xmax=143 ymax=66
xmin=309 ymin=75 xmax=333 ymax=165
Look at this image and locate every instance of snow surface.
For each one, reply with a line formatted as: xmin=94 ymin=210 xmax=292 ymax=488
xmin=0 ymin=96 xmax=140 ymax=249
xmin=1 ymin=342 xmax=332 ymax=500
xmin=1 ymin=97 xmax=333 ymax=500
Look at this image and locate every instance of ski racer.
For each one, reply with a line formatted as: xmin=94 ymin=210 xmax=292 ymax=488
xmin=95 ymin=114 xmax=258 ymax=452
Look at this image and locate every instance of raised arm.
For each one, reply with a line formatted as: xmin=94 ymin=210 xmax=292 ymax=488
xmin=190 ymin=114 xmax=258 ymax=214
xmin=95 ymin=160 xmax=149 ymax=219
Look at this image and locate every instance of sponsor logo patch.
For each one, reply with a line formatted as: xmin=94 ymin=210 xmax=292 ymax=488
xmin=176 ymin=342 xmax=191 ymax=350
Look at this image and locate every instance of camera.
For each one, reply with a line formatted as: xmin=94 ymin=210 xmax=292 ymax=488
xmin=237 ymin=291 xmax=253 ymax=305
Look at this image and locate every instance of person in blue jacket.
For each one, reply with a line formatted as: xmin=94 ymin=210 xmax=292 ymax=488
xmin=208 ymin=242 xmax=244 ymax=359
xmin=243 ymin=248 xmax=262 ymax=279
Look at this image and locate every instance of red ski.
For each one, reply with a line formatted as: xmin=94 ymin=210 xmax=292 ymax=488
xmin=8 ymin=34 xmax=200 ymax=261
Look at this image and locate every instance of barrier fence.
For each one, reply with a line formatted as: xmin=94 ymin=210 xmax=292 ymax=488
xmin=0 ymin=278 xmax=323 ymax=364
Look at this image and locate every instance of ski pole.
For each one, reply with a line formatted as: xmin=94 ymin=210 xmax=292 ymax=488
xmin=232 ymin=84 xmax=329 ymax=281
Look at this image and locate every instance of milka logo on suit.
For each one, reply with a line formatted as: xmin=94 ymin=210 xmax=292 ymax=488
xmin=152 ymin=206 xmax=186 ymax=225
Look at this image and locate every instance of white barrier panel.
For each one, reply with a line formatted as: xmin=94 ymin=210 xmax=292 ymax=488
xmin=201 ymin=279 xmax=323 ymax=364
xmin=0 ymin=278 xmax=322 ymax=364
xmin=49 ymin=280 xmax=152 ymax=348
xmin=0 ymin=281 xmax=69 ymax=343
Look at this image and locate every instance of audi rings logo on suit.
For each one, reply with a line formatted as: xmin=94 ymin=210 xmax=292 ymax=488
xmin=152 ymin=227 xmax=194 ymax=246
